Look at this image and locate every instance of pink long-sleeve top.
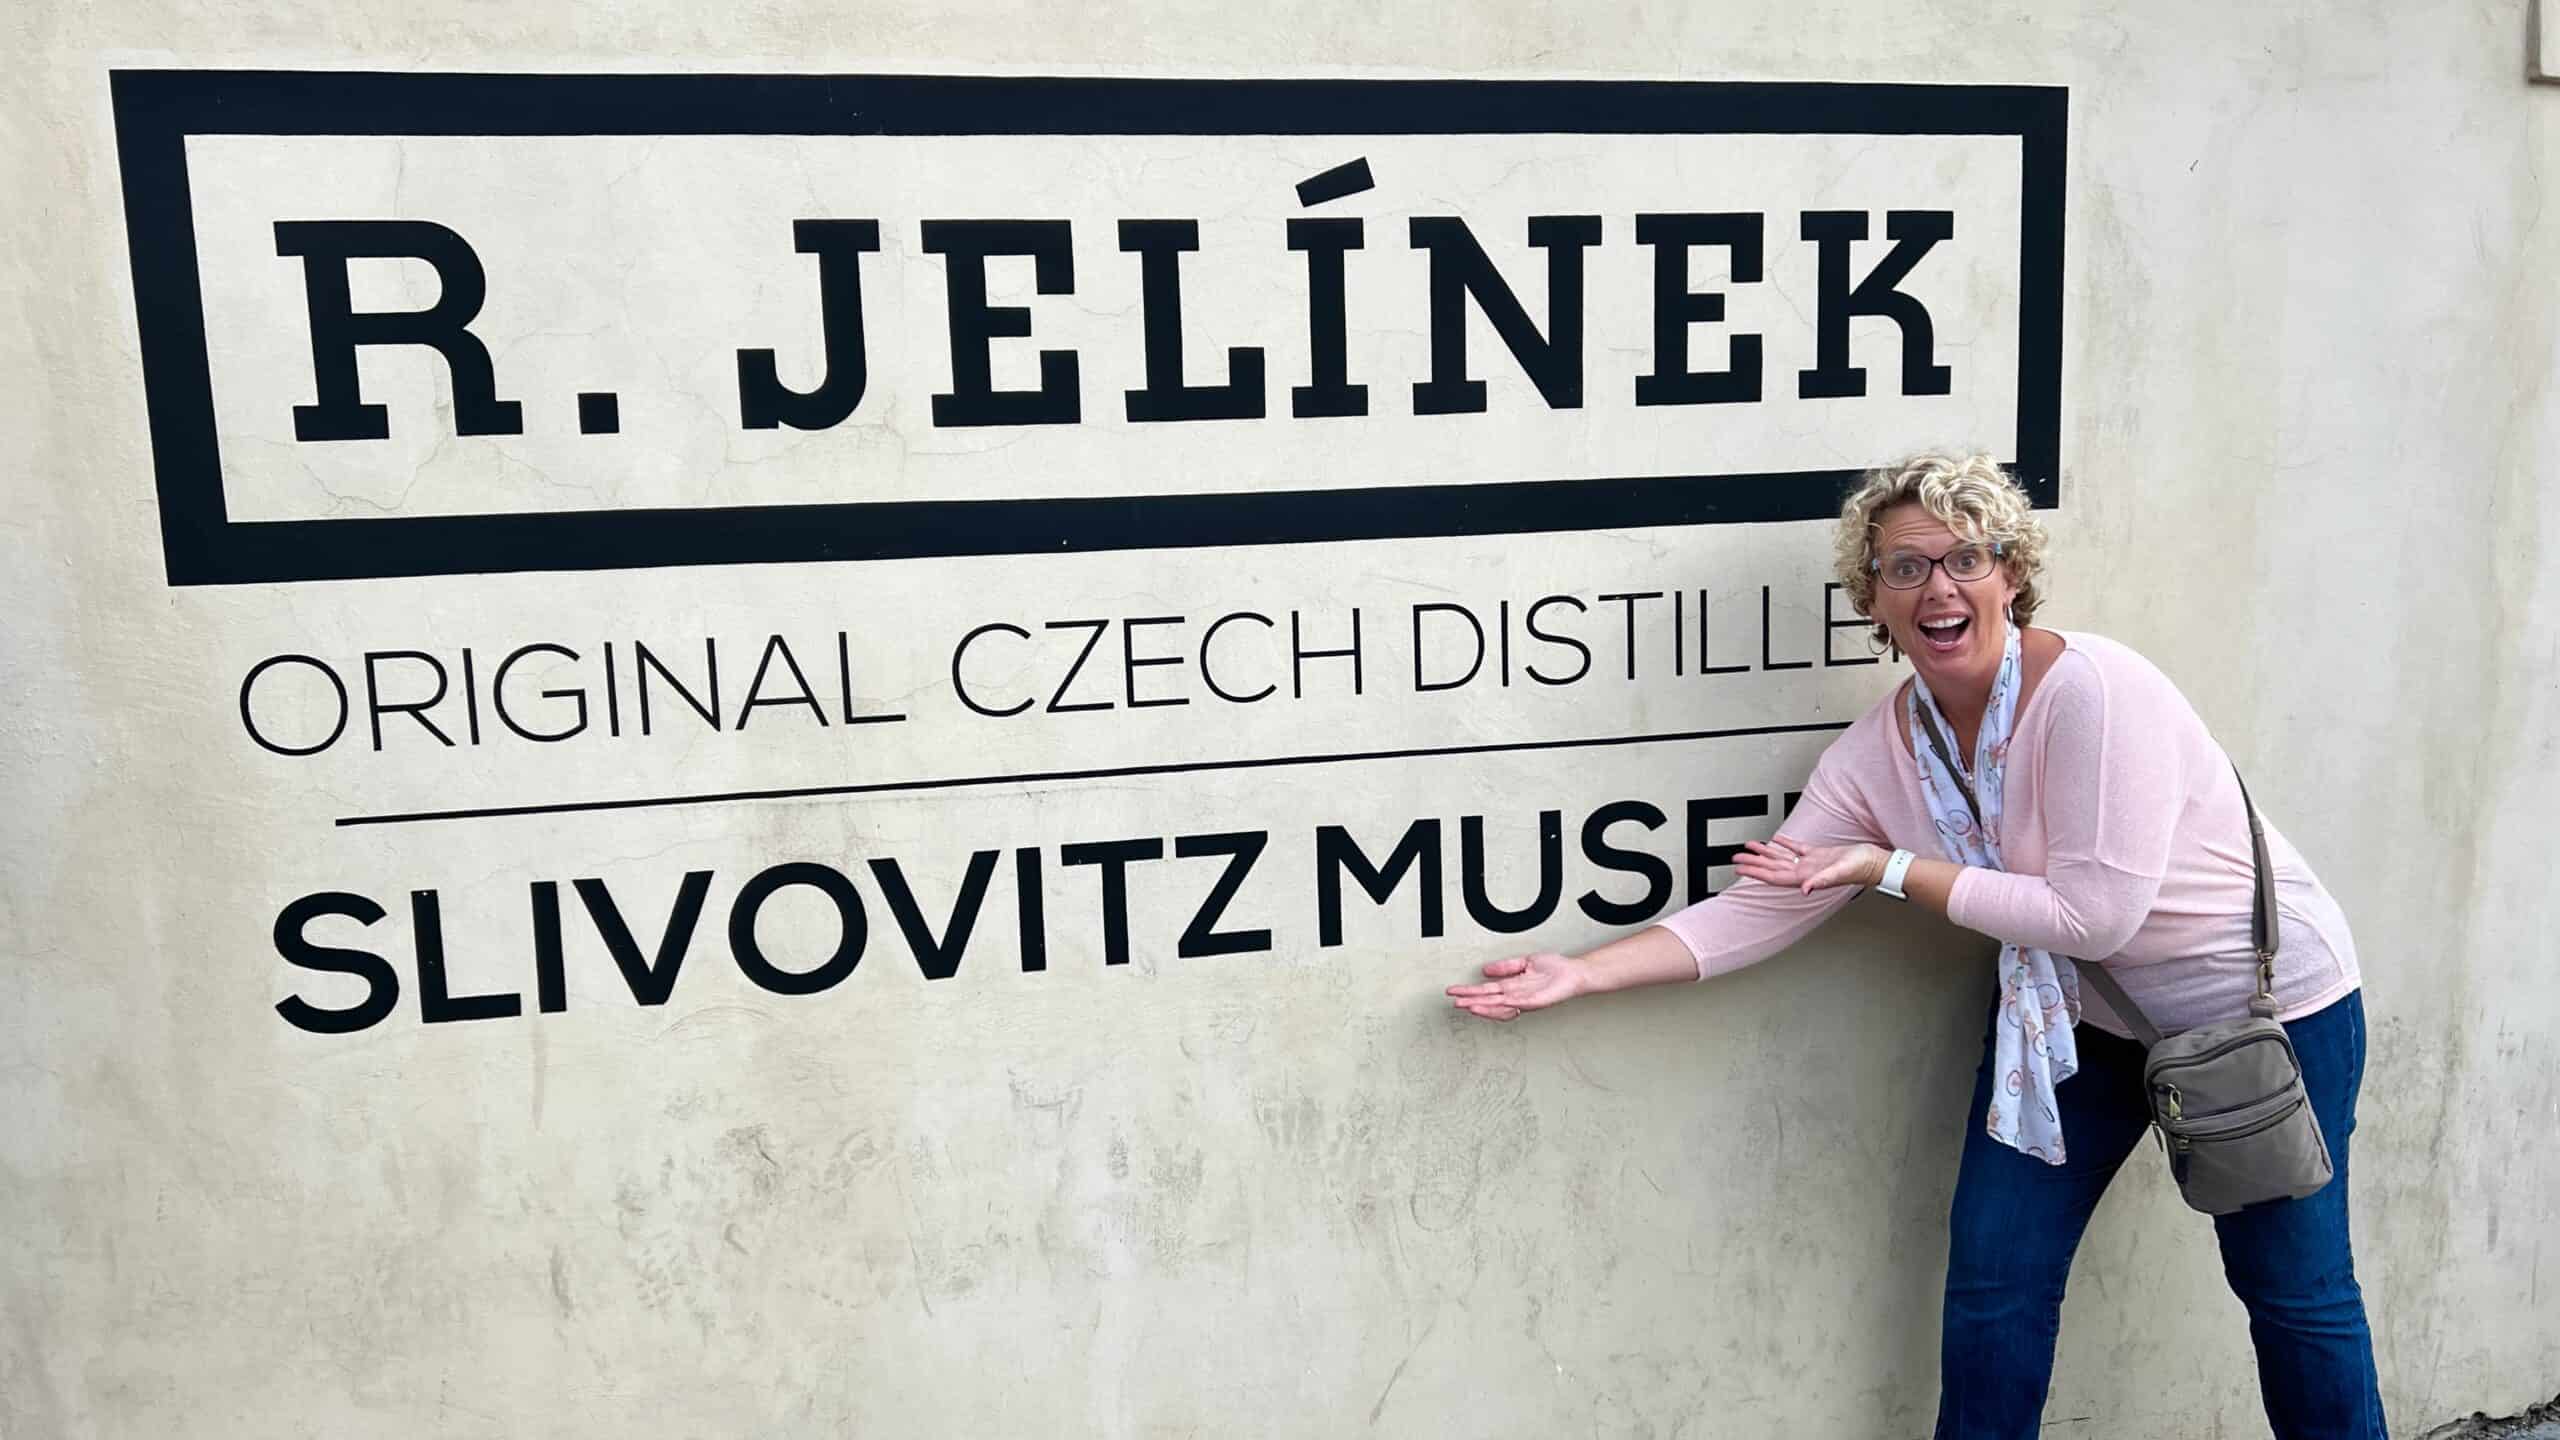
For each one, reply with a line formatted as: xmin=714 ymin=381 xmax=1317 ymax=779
xmin=1659 ymin=631 xmax=2362 ymax=1038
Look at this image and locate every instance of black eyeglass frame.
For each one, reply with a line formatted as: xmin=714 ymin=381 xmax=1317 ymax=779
xmin=1869 ymin=540 xmax=2007 ymax=590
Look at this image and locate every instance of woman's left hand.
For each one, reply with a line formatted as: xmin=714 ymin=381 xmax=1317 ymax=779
xmin=1732 ymin=836 xmax=1890 ymax=894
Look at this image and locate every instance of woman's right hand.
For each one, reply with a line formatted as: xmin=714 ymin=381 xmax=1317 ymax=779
xmin=1446 ymin=951 xmax=1586 ymax=1022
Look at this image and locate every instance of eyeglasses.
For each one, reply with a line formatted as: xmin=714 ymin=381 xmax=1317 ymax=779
xmin=1872 ymin=541 xmax=2003 ymax=590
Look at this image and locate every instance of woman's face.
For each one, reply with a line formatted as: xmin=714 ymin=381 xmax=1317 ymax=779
xmin=1868 ymin=501 xmax=2020 ymax=694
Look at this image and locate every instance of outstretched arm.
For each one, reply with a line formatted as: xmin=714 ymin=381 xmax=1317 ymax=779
xmin=1448 ymin=760 xmax=1884 ymax=1021
xmin=1729 ymin=836 xmax=1961 ymax=917
xmin=1729 ymin=668 xmax=2182 ymax=959
xmin=1936 ymin=670 xmax=2176 ymax=957
xmin=1444 ymin=926 xmax=1697 ymax=1022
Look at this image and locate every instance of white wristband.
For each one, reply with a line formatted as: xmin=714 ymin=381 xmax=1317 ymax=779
xmin=1877 ymin=848 xmax=1918 ymax=900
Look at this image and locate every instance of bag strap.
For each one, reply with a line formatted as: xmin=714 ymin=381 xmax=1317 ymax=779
xmin=2083 ymin=769 xmax=2279 ymax=1043
xmin=1911 ymin=698 xmax=1982 ymax=831
xmin=2072 ymin=957 xmax=2166 ymax=1049
xmin=1912 ymin=689 xmax=2279 ymax=1044
xmin=2233 ymin=770 xmax=2280 ymax=1019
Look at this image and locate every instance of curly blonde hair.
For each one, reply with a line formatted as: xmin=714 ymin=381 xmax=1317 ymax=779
xmin=1833 ymin=453 xmax=2049 ymax=651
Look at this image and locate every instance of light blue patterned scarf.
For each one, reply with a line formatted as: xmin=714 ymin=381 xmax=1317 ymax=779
xmin=1908 ymin=621 xmax=2083 ymax=1165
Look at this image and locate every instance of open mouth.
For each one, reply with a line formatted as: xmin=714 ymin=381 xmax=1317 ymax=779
xmin=1917 ymin=614 xmax=1971 ymax=653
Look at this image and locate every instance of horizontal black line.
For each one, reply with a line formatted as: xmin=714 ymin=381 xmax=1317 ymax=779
xmin=171 ymin=468 xmax=1884 ymax=585
xmin=112 ymin=71 xmax=2067 ymax=140
xmin=334 ymin=719 xmax=1853 ymax=827
xmin=162 ymin=466 xmax=2051 ymax=586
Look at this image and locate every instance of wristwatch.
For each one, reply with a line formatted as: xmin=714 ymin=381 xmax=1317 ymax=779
xmin=1876 ymin=848 xmax=1918 ymax=901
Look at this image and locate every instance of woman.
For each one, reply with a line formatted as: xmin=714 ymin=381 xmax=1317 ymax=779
xmin=1447 ymin=454 xmax=2383 ymax=1439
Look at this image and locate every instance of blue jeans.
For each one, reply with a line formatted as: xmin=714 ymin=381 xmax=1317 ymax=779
xmin=1935 ymin=990 xmax=2384 ymax=1439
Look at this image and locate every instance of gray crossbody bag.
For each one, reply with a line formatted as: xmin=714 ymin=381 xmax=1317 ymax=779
xmin=1915 ymin=709 xmax=2334 ymax=1214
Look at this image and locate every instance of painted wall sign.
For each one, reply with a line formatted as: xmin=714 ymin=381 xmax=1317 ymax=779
xmin=113 ymin=71 xmax=2065 ymax=585
xmin=100 ymin=69 xmax=2069 ymax=1039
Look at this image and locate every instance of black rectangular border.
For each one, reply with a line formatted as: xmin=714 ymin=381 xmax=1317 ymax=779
xmin=111 ymin=70 xmax=2066 ymax=586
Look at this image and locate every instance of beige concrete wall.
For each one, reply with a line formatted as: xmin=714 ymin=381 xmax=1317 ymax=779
xmin=4 ymin=2 xmax=2554 ymax=1436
